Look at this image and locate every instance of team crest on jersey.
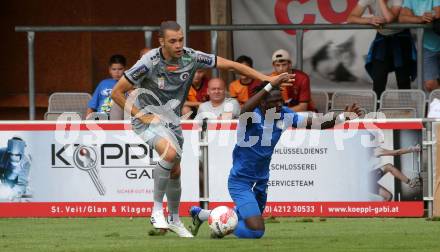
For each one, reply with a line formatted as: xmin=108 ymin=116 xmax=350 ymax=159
xmin=182 ymin=54 xmax=192 ymax=65
xmin=196 ymin=54 xmax=213 ymax=66
xmin=180 ymin=72 xmax=190 ymax=81
xmin=130 ymin=65 xmax=149 ymax=81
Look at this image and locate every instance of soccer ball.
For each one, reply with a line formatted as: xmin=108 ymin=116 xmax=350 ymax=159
xmin=208 ymin=206 xmax=238 ymax=238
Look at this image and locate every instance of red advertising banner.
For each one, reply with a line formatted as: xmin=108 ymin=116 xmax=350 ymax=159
xmin=210 ymin=202 xmax=424 ymax=217
xmin=0 ymin=121 xmax=425 ymax=217
xmin=0 ymin=202 xmax=198 ymax=218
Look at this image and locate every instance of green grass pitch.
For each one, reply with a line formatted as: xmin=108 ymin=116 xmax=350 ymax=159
xmin=0 ymin=217 xmax=439 ymax=252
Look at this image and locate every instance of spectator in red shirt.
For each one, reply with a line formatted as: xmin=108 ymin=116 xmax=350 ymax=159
xmin=270 ymin=49 xmax=316 ymax=112
xmin=181 ymin=69 xmax=210 ymax=118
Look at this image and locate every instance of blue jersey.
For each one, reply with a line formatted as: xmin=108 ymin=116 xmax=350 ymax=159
xmin=88 ymin=78 xmax=117 ymax=113
xmin=230 ymin=106 xmax=304 ymax=180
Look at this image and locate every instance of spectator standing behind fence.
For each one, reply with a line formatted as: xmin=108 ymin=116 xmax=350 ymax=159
xmin=196 ymin=78 xmax=240 ymax=120
xmin=229 ymin=55 xmax=261 ymax=107
xmin=270 ymin=49 xmax=316 ymax=112
xmin=399 ymin=0 xmax=440 ymax=92
xmin=87 ymin=54 xmax=126 ymax=118
xmin=348 ymin=0 xmax=416 ymax=99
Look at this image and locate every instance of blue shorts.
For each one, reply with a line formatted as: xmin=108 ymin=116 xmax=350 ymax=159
xmin=423 ymin=48 xmax=440 ymax=82
xmin=228 ymin=174 xmax=268 ymax=220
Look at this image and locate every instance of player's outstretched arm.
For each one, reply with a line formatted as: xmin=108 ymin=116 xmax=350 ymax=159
xmin=240 ymin=73 xmax=294 ymax=114
xmin=216 ymin=56 xmax=295 ymax=84
xmin=216 ymin=56 xmax=269 ymax=82
xmin=301 ymin=104 xmax=362 ymax=130
xmin=111 ymin=77 xmax=159 ymax=124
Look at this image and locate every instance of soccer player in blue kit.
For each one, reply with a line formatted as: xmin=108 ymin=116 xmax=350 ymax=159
xmin=190 ymin=74 xmax=361 ymax=239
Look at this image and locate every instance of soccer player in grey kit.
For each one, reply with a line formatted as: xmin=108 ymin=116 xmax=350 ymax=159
xmin=112 ymin=21 xmax=292 ymax=237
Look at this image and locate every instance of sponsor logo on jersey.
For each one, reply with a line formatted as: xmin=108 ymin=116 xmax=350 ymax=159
xmin=166 ymin=65 xmax=179 ymax=72
xmin=196 ymin=54 xmax=213 ymax=66
xmin=152 ymin=57 xmax=160 ymax=65
xmin=180 ymin=72 xmax=190 ymax=81
xmin=150 ymin=53 xmax=160 ymax=65
xmin=131 ymin=65 xmax=149 ymax=81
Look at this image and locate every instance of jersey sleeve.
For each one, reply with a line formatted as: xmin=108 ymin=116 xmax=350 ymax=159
xmin=88 ymin=82 xmax=102 ymax=110
xmin=123 ymin=51 xmax=154 ymax=86
xmin=194 ymin=50 xmax=216 ymax=69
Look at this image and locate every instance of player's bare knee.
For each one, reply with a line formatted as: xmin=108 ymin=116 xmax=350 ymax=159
xmin=161 ymin=146 xmax=178 ymax=163
xmin=245 ymin=216 xmax=265 ymax=231
xmin=163 ymin=147 xmax=178 ymax=163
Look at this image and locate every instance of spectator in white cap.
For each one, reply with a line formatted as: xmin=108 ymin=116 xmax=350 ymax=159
xmin=270 ymin=49 xmax=316 ymax=112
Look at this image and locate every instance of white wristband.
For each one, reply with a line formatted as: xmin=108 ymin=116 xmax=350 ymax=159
xmin=264 ymin=83 xmax=273 ymax=92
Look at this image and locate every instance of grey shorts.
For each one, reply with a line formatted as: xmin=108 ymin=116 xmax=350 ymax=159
xmin=423 ymin=48 xmax=440 ymax=82
xmin=131 ymin=118 xmax=184 ymax=157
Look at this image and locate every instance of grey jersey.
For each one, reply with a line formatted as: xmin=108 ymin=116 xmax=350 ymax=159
xmin=124 ymin=47 xmax=216 ymax=128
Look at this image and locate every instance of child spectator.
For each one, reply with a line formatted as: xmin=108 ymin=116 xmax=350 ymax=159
xmin=87 ymin=54 xmax=126 ymax=118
